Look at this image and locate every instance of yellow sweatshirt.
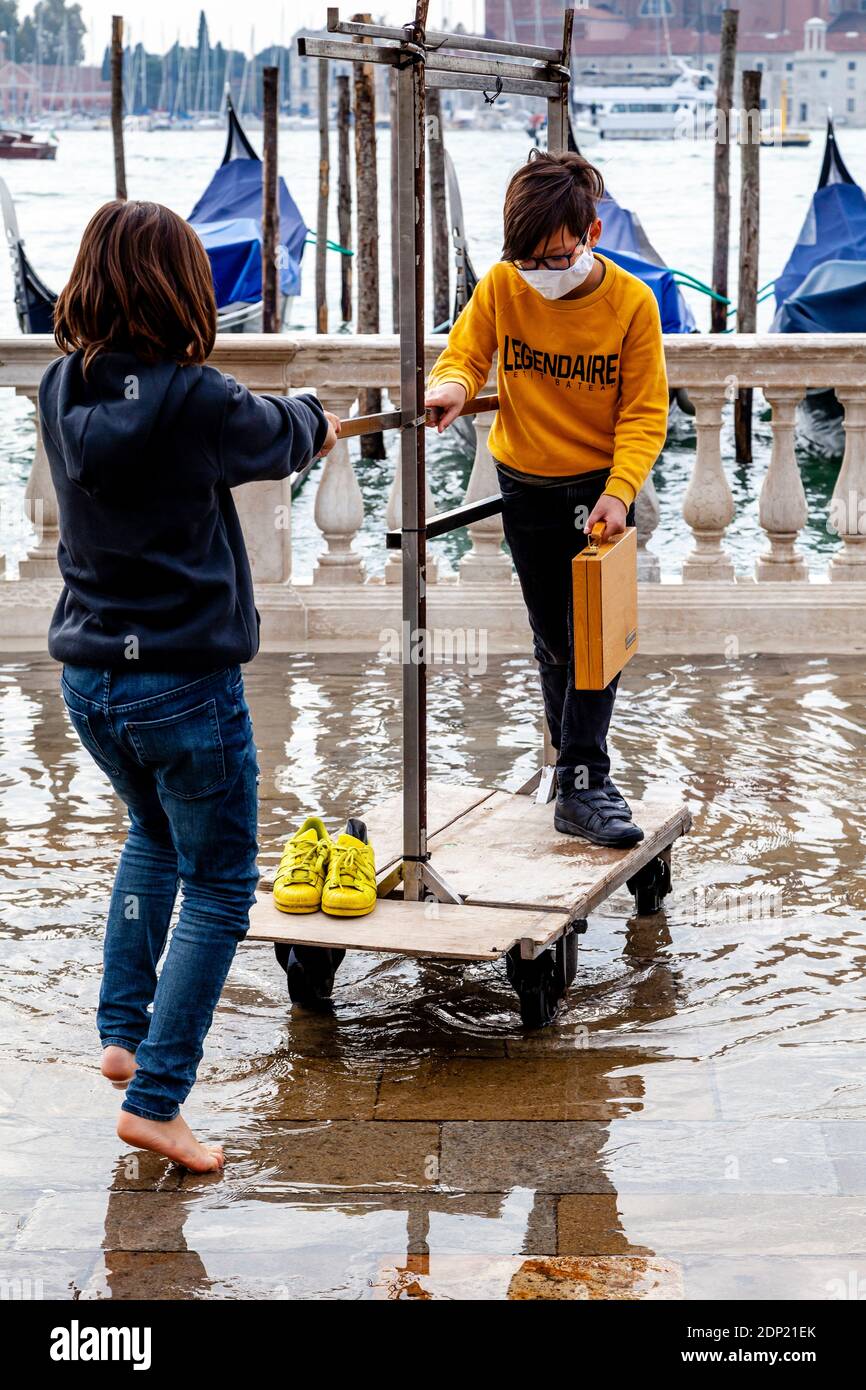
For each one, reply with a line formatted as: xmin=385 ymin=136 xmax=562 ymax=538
xmin=428 ymin=254 xmax=668 ymax=507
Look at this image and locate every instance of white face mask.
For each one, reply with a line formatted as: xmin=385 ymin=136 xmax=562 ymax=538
xmin=515 ymin=242 xmax=596 ymax=299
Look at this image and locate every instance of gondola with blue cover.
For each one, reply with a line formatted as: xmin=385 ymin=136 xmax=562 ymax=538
xmin=568 ymin=117 xmax=695 ymax=336
xmin=771 ymin=119 xmax=866 ymax=457
xmin=595 ymin=193 xmax=696 ymax=335
xmin=0 ymin=175 xmax=59 ymax=333
xmin=0 ymin=95 xmax=306 ymax=339
xmin=187 ymin=92 xmax=308 ymax=332
xmin=772 ymin=118 xmax=866 ymax=314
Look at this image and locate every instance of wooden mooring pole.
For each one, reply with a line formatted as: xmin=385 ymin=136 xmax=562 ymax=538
xmin=336 ymin=73 xmax=353 ymax=325
xmin=427 ymin=88 xmax=449 ymax=329
xmin=711 ymin=8 xmax=738 ymax=334
xmin=736 ymin=67 xmax=761 ymax=462
xmin=353 ymin=13 xmax=384 ymax=458
xmin=261 ymin=65 xmax=280 ymax=334
xmin=316 ymin=59 xmax=329 ymax=333
xmin=111 ymin=16 xmax=127 ymax=201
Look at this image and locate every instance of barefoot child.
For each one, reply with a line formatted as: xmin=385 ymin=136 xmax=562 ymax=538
xmin=426 ymin=151 xmax=668 ymax=847
xmin=40 ymin=200 xmax=339 ymax=1170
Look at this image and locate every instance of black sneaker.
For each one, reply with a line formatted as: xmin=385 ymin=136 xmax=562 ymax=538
xmin=554 ymin=787 xmax=644 ymax=848
xmin=602 ymin=777 xmax=632 ymax=819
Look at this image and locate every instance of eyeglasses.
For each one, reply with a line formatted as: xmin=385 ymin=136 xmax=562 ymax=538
xmin=515 ymin=234 xmax=591 ymax=272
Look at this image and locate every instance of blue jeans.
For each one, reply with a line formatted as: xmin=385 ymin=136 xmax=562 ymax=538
xmin=60 ymin=663 xmax=260 ymax=1122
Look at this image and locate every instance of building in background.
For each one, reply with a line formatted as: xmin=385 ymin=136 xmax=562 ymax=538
xmin=484 ymin=1 xmax=866 ymax=126
xmin=0 ymin=60 xmax=39 ymax=119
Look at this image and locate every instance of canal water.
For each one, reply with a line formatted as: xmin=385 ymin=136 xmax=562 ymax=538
xmin=1 ymin=127 xmax=863 ymax=577
xmin=1 ymin=652 xmax=865 ymax=1299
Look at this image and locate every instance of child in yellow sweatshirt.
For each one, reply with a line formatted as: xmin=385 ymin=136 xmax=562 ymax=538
xmin=426 ymin=150 xmax=668 ymax=847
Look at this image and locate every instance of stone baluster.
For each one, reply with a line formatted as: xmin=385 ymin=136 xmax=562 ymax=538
xmin=458 ymin=412 xmax=512 ymax=586
xmin=312 ymin=385 xmax=366 ymax=586
xmin=681 ymin=387 xmax=735 ymax=582
xmin=18 ymin=389 xmax=60 ymax=579
xmin=234 ymin=473 xmax=293 ymax=584
xmin=635 ymin=473 xmax=661 ymax=582
xmin=830 ymin=387 xmax=866 ymax=581
xmin=756 ymin=387 xmax=808 ymax=580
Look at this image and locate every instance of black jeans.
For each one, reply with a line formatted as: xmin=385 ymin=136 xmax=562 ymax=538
xmin=497 ymin=464 xmax=635 ymax=793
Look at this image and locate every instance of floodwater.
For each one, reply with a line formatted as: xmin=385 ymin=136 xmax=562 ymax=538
xmin=2 ymin=651 xmax=866 ymax=1300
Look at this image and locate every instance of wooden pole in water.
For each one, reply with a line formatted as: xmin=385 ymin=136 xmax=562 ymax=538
xmin=336 ymin=74 xmax=353 ymax=325
xmin=353 ymin=13 xmax=384 ymax=459
xmin=711 ymin=8 xmax=738 ymax=334
xmin=110 ymin=16 xmax=127 ymax=201
xmin=316 ymin=59 xmax=329 ymax=334
xmin=261 ymin=65 xmax=279 ymax=334
xmin=390 ymin=69 xmax=400 ymax=334
xmin=427 ymin=87 xmax=449 ymax=329
xmin=735 ymin=67 xmax=761 ymax=463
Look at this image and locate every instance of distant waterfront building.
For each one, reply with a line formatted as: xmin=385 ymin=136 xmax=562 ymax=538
xmin=484 ymin=2 xmax=866 ymax=127
xmin=0 ymin=61 xmax=39 ymax=118
xmin=0 ymin=61 xmax=110 ymax=118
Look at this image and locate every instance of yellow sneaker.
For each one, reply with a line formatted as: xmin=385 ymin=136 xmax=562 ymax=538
xmin=273 ymin=817 xmax=332 ymax=914
xmin=321 ymin=819 xmax=377 ymax=918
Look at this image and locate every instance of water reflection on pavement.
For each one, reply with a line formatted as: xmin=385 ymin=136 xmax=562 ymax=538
xmin=1 ymin=653 xmax=865 ymax=1300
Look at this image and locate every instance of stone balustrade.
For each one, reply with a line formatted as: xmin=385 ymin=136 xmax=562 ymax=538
xmin=1 ymin=332 xmax=866 ymax=654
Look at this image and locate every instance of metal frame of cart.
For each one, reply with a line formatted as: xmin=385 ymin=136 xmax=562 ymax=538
xmin=305 ymin=2 xmax=575 ymax=902
xmin=248 ymin=4 xmax=691 ymax=1026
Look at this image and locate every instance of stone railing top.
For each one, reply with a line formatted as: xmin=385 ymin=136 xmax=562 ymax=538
xmin=2 ymin=332 xmax=866 ymax=392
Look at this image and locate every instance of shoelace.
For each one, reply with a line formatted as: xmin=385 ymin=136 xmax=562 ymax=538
xmin=328 ymin=845 xmax=373 ymax=888
xmin=277 ymin=836 xmax=328 ymax=886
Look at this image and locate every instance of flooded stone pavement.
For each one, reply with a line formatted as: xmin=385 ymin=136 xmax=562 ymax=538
xmin=1 ymin=652 xmax=865 ymax=1301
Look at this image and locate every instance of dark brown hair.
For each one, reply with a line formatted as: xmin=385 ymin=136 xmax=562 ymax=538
xmin=502 ymin=149 xmax=605 ymax=262
xmin=54 ymin=199 xmax=217 ymax=371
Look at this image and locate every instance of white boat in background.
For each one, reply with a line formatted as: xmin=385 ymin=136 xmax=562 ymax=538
xmin=572 ymin=60 xmax=716 ymax=140
xmin=448 ymin=107 xmax=478 ymax=131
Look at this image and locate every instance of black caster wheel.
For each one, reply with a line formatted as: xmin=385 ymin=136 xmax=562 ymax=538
xmin=627 ymin=853 xmax=672 ymax=916
xmin=274 ymin=942 xmax=346 ymax=1010
xmin=506 ymin=946 xmax=561 ymax=1028
xmin=506 ymin=924 xmax=583 ymax=1029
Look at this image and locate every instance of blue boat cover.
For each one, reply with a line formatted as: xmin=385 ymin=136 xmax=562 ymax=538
xmin=188 ymin=157 xmax=307 ymax=305
xmin=774 ymin=123 xmax=866 ymax=310
xmin=774 ymin=182 xmax=866 ymax=310
xmin=597 ymin=192 xmax=696 ymax=333
xmin=597 ymin=192 xmax=663 ymax=265
xmin=599 ymin=243 xmax=697 ymax=334
xmin=771 ymin=258 xmax=866 ymax=333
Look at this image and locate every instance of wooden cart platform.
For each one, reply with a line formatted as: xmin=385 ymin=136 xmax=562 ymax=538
xmin=248 ymin=783 xmax=692 ymax=964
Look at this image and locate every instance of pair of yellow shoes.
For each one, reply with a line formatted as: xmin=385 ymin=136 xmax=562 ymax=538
xmin=273 ymin=816 xmax=377 ymax=918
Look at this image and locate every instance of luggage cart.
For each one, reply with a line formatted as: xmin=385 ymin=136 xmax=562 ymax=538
xmin=247 ymin=4 xmax=691 ymax=1026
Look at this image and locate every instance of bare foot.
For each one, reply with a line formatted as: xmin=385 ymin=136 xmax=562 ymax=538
xmin=102 ymin=1045 xmax=137 ymax=1089
xmin=116 ymin=1110 xmax=225 ymax=1173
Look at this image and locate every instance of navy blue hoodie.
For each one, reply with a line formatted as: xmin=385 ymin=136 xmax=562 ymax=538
xmin=39 ymin=350 xmax=327 ymax=670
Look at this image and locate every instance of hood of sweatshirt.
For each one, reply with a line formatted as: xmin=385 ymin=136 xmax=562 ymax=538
xmin=45 ymin=351 xmax=205 ymax=499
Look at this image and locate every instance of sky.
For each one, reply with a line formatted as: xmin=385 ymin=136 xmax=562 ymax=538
xmin=47 ymin=1 xmax=486 ymax=65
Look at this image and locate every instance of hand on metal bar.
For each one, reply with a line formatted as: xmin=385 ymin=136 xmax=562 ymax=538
xmin=338 ymin=392 xmax=498 ymax=441
xmin=425 ymin=380 xmax=469 ymax=432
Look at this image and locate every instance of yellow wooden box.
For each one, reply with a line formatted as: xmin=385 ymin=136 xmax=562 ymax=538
xmin=572 ymin=525 xmax=639 ymax=691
